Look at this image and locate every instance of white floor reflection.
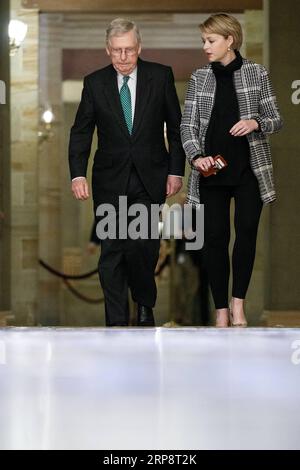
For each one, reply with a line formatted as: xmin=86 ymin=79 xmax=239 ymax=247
xmin=0 ymin=327 xmax=300 ymax=450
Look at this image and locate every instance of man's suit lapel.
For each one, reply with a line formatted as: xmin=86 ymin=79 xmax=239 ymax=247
xmin=132 ymin=58 xmax=152 ymax=139
xmin=103 ymin=65 xmax=130 ymax=140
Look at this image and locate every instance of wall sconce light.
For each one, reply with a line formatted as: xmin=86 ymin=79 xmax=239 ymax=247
xmin=38 ymin=109 xmax=55 ymax=142
xmin=8 ymin=20 xmax=28 ymax=56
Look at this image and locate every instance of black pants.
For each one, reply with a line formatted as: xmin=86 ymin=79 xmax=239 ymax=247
xmin=96 ymin=166 xmax=160 ymax=326
xmin=199 ymin=173 xmax=263 ymax=309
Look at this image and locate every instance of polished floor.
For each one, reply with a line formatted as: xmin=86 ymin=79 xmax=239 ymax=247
xmin=0 ymin=327 xmax=300 ymax=450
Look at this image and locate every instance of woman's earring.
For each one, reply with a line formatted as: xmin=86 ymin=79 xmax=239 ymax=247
xmin=228 ymin=46 xmax=231 ymax=51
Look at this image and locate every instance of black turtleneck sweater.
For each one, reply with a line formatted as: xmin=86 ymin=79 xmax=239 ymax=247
xmin=203 ymin=51 xmax=252 ymax=186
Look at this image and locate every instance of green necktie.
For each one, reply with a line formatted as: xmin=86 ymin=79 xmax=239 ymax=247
xmin=120 ymin=75 xmax=132 ymax=135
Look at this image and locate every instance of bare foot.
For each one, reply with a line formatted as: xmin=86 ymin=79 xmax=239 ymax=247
xmin=230 ymin=297 xmax=247 ymax=327
xmin=215 ymin=308 xmax=230 ymax=328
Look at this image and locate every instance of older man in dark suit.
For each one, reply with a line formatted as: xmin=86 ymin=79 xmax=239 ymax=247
xmin=69 ymin=18 xmax=185 ymax=327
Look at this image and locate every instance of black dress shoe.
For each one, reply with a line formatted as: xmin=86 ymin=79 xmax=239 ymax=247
xmin=137 ymin=305 xmax=155 ymax=327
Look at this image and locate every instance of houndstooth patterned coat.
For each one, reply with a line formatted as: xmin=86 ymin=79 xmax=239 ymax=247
xmin=180 ymin=58 xmax=283 ymax=206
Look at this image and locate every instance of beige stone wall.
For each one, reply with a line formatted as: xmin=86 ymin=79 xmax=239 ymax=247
xmin=0 ymin=0 xmax=11 ymax=314
xmin=38 ymin=14 xmax=63 ymax=325
xmin=10 ymin=0 xmax=39 ymax=324
xmin=244 ymin=9 xmax=263 ymax=63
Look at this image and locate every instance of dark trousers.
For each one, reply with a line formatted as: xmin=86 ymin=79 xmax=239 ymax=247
xmin=97 ymin=166 xmax=160 ymax=326
xmin=199 ymin=173 xmax=263 ymax=309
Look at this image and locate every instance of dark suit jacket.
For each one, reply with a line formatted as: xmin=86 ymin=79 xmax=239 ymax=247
xmin=69 ymin=58 xmax=185 ymax=206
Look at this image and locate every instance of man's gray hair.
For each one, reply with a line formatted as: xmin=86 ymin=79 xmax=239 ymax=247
xmin=106 ymin=18 xmax=141 ymax=45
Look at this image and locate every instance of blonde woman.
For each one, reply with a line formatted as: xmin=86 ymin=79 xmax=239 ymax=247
xmin=181 ymin=13 xmax=283 ymax=327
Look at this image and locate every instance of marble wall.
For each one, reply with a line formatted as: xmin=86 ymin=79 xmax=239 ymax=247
xmin=38 ymin=14 xmax=63 ymax=325
xmin=10 ymin=0 xmax=39 ymax=324
xmin=0 ymin=0 xmax=11 ymax=316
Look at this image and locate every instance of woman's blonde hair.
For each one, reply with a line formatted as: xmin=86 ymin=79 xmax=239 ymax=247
xmin=199 ymin=13 xmax=243 ymax=50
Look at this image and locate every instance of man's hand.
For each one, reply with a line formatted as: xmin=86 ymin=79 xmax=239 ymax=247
xmin=166 ymin=175 xmax=183 ymax=197
xmin=71 ymin=177 xmax=90 ymax=200
xmin=230 ymin=119 xmax=259 ymax=136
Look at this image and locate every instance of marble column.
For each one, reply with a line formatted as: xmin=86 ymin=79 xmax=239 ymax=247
xmin=0 ymin=0 xmax=11 ymax=315
xmin=38 ymin=14 xmax=64 ymax=325
xmin=10 ymin=0 xmax=39 ymax=324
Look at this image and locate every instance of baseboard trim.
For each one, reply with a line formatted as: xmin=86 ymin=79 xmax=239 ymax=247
xmin=261 ymin=310 xmax=300 ymax=327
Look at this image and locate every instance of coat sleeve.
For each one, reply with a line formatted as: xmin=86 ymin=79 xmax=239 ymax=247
xmin=255 ymin=66 xmax=283 ymax=135
xmin=68 ymin=77 xmax=96 ymax=180
xmin=164 ymin=67 xmax=186 ymax=177
xmin=180 ymin=72 xmax=202 ymax=165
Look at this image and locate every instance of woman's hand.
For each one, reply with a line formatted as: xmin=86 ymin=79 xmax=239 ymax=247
xmin=193 ymin=156 xmax=215 ymax=172
xmin=230 ymin=119 xmax=259 ymax=136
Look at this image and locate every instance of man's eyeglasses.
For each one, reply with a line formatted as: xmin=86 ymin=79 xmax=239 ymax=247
xmin=110 ymin=47 xmax=138 ymax=57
